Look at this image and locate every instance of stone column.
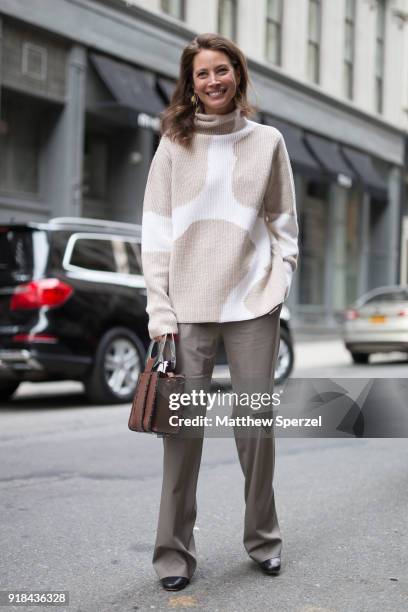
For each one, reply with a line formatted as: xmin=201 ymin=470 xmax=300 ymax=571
xmin=42 ymin=44 xmax=86 ymax=218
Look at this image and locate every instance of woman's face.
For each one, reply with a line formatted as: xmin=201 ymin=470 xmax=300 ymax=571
xmin=192 ymin=49 xmax=240 ymax=115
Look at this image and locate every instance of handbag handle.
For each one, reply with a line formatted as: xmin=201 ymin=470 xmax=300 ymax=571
xmin=145 ymin=333 xmax=176 ymax=371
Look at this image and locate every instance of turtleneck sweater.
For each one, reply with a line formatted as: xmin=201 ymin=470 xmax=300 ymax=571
xmin=141 ymin=106 xmax=299 ymax=340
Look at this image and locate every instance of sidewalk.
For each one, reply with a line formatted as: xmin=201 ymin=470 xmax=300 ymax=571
xmin=291 ymin=322 xmax=343 ymax=344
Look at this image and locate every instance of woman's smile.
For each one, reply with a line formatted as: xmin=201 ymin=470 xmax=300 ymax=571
xmin=207 ymin=88 xmax=226 ymax=97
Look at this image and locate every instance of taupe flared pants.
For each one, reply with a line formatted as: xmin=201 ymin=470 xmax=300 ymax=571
xmin=152 ymin=306 xmax=283 ymax=579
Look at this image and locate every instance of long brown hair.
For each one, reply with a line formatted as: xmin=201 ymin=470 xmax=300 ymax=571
xmin=160 ymin=33 xmax=257 ymax=147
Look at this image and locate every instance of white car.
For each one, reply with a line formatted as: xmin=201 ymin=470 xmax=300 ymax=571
xmin=343 ymin=285 xmax=408 ymax=364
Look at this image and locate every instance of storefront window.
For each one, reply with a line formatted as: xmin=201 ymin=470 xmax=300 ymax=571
xmin=0 ymin=98 xmax=40 ymax=195
xmin=331 ymin=187 xmax=361 ymax=311
xmin=368 ymin=198 xmax=389 ymax=289
xmin=298 ymin=180 xmax=329 ymax=306
xmin=345 ymin=191 xmax=360 ymax=305
xmin=82 ymin=132 xmax=109 ymax=200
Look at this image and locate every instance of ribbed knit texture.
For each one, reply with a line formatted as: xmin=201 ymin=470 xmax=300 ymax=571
xmin=141 ymin=107 xmax=299 ymax=340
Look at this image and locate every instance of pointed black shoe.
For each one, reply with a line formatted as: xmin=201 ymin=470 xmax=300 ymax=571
xmin=259 ymin=557 xmax=281 ymax=575
xmin=160 ymin=576 xmax=190 ymax=591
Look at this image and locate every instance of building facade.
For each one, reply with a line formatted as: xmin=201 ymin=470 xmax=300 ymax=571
xmin=0 ymin=0 xmax=407 ymax=325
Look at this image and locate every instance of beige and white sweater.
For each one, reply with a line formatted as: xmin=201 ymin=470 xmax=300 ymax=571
xmin=141 ymin=106 xmax=299 ymax=340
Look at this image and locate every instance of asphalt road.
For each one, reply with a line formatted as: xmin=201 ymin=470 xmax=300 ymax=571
xmin=1 ymin=339 xmax=407 ymax=612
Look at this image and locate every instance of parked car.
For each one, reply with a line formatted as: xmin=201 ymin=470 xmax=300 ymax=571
xmin=0 ymin=218 xmax=149 ymax=403
xmin=342 ymin=285 xmax=408 ymax=364
xmin=0 ymin=218 xmax=294 ymax=403
xmin=274 ymin=305 xmax=294 ymax=383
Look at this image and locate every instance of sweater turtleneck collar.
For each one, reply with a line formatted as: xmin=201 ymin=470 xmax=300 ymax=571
xmin=193 ymin=106 xmax=247 ymax=135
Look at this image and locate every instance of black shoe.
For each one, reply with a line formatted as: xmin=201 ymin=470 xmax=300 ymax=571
xmin=259 ymin=557 xmax=281 ymax=575
xmin=160 ymin=576 xmax=190 ymax=591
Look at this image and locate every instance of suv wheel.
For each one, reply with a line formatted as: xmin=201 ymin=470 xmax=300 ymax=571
xmin=0 ymin=380 xmax=20 ymax=402
xmin=274 ymin=327 xmax=294 ymax=384
xmin=85 ymin=327 xmax=145 ymax=404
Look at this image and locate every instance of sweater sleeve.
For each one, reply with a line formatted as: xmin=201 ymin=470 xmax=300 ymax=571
xmin=141 ymin=137 xmax=178 ymax=340
xmin=264 ymin=133 xmax=299 ymax=300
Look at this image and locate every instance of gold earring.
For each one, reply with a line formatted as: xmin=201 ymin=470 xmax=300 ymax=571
xmin=191 ymin=93 xmax=200 ymax=113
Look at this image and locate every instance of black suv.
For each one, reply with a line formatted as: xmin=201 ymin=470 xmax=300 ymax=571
xmin=0 ymin=218 xmax=294 ymax=403
xmin=0 ymin=218 xmax=150 ymax=403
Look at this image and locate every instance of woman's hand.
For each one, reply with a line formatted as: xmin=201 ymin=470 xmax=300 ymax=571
xmin=153 ymin=334 xmax=167 ymax=342
xmin=153 ymin=334 xmax=176 ymax=376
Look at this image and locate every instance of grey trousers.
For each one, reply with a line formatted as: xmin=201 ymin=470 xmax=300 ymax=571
xmin=152 ymin=305 xmax=283 ymax=579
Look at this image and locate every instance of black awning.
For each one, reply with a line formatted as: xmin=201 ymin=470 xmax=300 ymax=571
xmin=262 ymin=115 xmax=322 ymax=178
xmin=90 ymin=53 xmax=164 ymax=117
xmin=304 ymin=132 xmax=355 ymax=186
xmin=157 ymin=77 xmax=176 ymax=104
xmin=340 ymin=146 xmax=388 ymax=199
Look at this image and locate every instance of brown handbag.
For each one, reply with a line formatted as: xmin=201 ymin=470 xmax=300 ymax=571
xmin=128 ymin=334 xmax=185 ymax=435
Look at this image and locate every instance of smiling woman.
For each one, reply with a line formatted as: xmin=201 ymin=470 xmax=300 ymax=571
xmin=141 ymin=32 xmax=299 ymax=593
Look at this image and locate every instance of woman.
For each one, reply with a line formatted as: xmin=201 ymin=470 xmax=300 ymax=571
xmin=141 ymin=32 xmax=298 ymax=591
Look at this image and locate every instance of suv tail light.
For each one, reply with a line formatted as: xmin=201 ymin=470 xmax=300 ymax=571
xmin=10 ymin=278 xmax=74 ymax=310
xmin=12 ymin=333 xmax=58 ymax=343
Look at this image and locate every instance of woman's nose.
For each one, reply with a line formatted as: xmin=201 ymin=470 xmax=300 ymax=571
xmin=208 ymin=73 xmax=220 ymax=85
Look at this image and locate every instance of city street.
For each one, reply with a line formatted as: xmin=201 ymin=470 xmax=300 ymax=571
xmin=1 ymin=338 xmax=408 ymax=612
xmin=1 ymin=0 xmax=407 ymax=610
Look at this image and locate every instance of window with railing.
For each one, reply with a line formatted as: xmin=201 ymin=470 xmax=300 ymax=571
xmin=265 ymin=0 xmax=283 ymax=66
xmin=307 ymin=0 xmax=321 ymax=84
xmin=375 ymin=0 xmax=386 ymax=114
xmin=160 ymin=0 xmax=185 ymax=21
xmin=343 ymin=0 xmax=356 ymax=99
xmin=218 ymin=0 xmax=238 ymax=41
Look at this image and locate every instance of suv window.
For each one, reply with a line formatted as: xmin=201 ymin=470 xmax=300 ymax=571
xmin=111 ymin=240 xmax=142 ymax=275
xmin=69 ymin=238 xmax=116 ymax=272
